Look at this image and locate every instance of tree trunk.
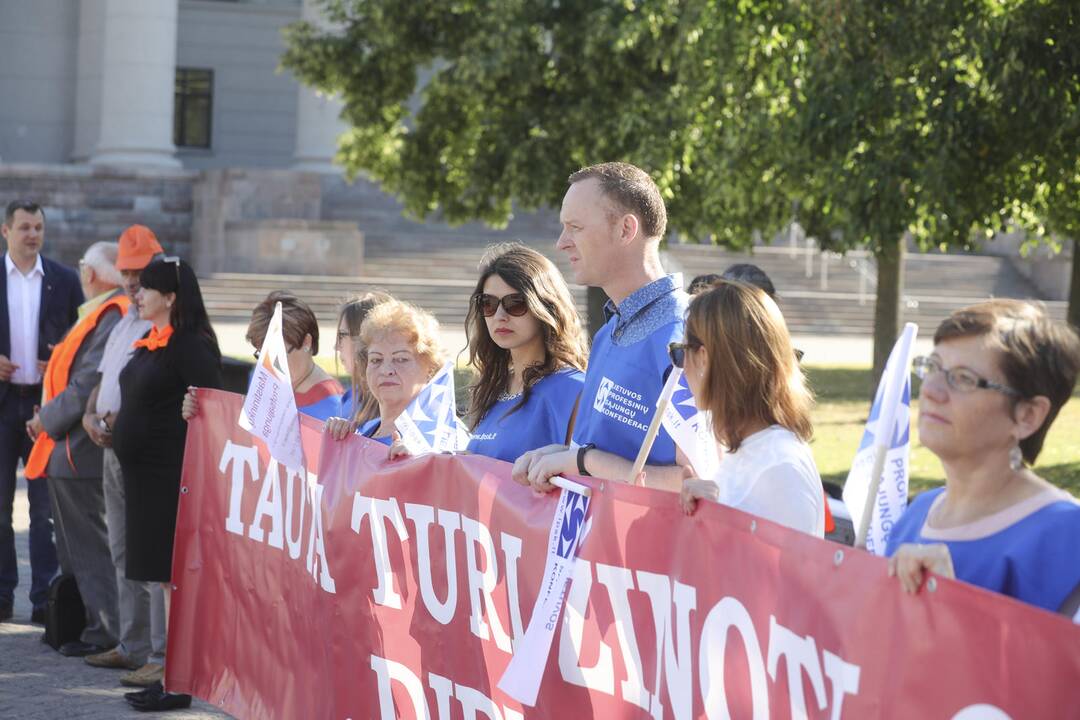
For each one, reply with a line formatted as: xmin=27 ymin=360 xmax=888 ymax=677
xmin=586 ymin=286 xmax=609 ymax=340
xmin=872 ymin=234 xmax=905 ymax=389
xmin=1068 ymin=239 xmax=1080 ymax=331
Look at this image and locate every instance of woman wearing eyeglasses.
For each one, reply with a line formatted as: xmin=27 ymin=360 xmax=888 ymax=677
xmin=245 ymin=291 xmax=343 ymax=421
xmin=886 ymin=300 xmax=1080 ymax=616
xmin=112 ymin=257 xmax=221 ymax=712
xmin=677 ymin=280 xmax=825 ymax=536
xmin=465 ymin=244 xmax=588 ymax=463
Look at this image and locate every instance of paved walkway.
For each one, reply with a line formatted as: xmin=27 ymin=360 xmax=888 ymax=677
xmin=0 ymin=480 xmax=231 ymax=719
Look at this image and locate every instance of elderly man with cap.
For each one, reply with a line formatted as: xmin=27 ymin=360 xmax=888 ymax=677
xmin=78 ymin=226 xmax=168 ymax=685
xmin=24 ymin=240 xmax=130 ymax=656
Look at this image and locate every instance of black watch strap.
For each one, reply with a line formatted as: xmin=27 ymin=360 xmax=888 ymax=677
xmin=576 ymin=443 xmax=596 ymax=477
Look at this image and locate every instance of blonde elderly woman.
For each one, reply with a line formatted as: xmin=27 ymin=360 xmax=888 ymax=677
xmin=324 ymin=299 xmax=447 ymax=454
xmin=887 ymin=300 xmax=1080 ymax=617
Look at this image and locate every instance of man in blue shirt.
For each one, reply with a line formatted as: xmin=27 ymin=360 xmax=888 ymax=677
xmin=512 ymin=162 xmax=690 ymax=491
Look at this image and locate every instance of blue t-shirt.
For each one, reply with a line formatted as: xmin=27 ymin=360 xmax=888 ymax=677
xmin=886 ymin=486 xmax=1080 ymax=613
xmin=358 ymin=418 xmax=393 ymax=446
xmin=572 ymin=275 xmax=687 ymax=465
xmin=467 ymin=368 xmax=586 ymax=463
xmin=338 ymin=387 xmax=355 ymax=419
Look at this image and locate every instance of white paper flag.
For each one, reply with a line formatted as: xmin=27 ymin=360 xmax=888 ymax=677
xmin=239 ymin=302 xmax=304 ymax=470
xmin=497 ymin=481 xmax=591 ymax=706
xmin=843 ymin=322 xmax=918 ymax=554
xmin=394 ymin=361 xmax=466 ymax=454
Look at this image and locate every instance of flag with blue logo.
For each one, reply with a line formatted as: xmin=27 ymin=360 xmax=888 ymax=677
xmin=499 ymin=480 xmax=591 ymax=706
xmin=843 ymin=323 xmax=918 ymax=555
xmin=394 ymin=361 xmax=468 ymax=454
xmin=660 ymin=367 xmax=721 ymax=478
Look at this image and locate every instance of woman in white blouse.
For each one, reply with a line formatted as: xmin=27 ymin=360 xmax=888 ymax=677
xmin=677 ymin=280 xmax=825 ymax=536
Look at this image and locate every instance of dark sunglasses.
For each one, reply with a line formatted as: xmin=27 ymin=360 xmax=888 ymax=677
xmin=473 ymin=292 xmax=529 ymax=318
xmin=162 ymin=255 xmax=182 ymax=284
xmin=668 ymin=340 xmax=701 ymax=369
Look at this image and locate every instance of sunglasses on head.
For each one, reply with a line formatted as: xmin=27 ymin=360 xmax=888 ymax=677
xmin=473 ymin=292 xmax=529 ymax=318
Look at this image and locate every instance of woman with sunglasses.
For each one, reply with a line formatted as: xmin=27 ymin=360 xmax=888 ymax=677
xmin=112 ymin=257 xmax=221 ymax=712
xmin=886 ymin=300 xmax=1080 ymax=616
xmin=465 ymin=244 xmax=588 ymax=463
xmin=678 ymin=281 xmax=825 ymax=536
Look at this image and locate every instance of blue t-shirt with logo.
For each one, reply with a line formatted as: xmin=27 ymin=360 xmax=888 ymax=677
xmin=467 ymin=368 xmax=586 ymax=463
xmin=572 ymin=275 xmax=688 ymax=465
xmin=886 ymin=486 xmax=1080 ymax=614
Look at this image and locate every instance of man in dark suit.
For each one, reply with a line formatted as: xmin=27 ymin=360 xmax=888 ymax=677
xmin=0 ymin=200 xmax=84 ymax=623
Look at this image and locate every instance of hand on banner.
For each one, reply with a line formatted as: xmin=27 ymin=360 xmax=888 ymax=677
xmin=522 ymin=447 xmax=576 ymax=494
xmin=181 ymin=387 xmax=200 ymax=421
xmin=680 ymin=477 xmax=719 ymax=515
xmin=387 ymin=431 xmax=412 ymax=461
xmin=888 ymin=542 xmax=956 ymax=594
xmin=511 ymin=444 xmax=569 ymax=489
xmin=324 ymin=416 xmax=359 ymax=440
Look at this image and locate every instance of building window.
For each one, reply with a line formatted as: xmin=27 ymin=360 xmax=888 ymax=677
xmin=174 ymin=68 xmax=213 ymax=149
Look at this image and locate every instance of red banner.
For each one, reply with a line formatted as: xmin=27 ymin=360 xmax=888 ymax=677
xmin=169 ymin=390 xmax=1080 ymax=719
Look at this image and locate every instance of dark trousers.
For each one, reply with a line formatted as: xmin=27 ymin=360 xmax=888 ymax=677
xmin=0 ymin=386 xmax=58 ymax=609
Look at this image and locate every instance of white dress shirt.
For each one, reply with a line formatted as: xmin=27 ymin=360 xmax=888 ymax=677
xmin=5 ymin=253 xmax=43 ymax=385
xmin=708 ymin=425 xmax=826 ymax=537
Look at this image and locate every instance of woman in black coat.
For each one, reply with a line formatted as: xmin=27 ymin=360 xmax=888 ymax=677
xmin=111 ymin=257 xmax=221 ymax=712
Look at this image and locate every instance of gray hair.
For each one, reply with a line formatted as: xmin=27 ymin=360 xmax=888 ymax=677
xmin=82 ymin=241 xmax=122 ymax=286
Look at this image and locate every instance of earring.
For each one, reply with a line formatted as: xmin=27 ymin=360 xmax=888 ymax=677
xmin=1009 ymin=444 xmax=1024 ymax=471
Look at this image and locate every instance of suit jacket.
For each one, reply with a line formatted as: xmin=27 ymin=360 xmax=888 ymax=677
xmin=0 ymin=255 xmax=84 ymax=405
xmin=38 ymin=289 xmax=124 ymax=479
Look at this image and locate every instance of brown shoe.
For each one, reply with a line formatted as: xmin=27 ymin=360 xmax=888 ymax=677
xmin=85 ymin=647 xmax=140 ymax=670
xmin=120 ymin=662 xmax=164 ymax=687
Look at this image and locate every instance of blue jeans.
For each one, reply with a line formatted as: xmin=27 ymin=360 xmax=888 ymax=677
xmin=0 ymin=386 xmax=58 ymax=609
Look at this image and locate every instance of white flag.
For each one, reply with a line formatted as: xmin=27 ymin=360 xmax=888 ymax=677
xmin=394 ymin=361 xmax=467 ymax=455
xmin=498 ymin=481 xmax=591 ymax=706
xmin=661 ymin=367 xmax=721 ymax=478
xmin=843 ymin=322 xmax=918 ymax=554
xmin=239 ymin=302 xmax=304 ymax=470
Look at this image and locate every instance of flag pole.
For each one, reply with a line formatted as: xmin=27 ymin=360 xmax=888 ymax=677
xmin=855 ymin=444 xmax=888 ymax=548
xmin=628 ymin=368 xmax=683 ymax=485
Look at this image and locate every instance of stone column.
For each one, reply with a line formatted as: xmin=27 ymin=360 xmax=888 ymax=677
xmin=292 ymin=0 xmax=346 ymax=173
xmin=88 ymin=0 xmax=180 ymax=168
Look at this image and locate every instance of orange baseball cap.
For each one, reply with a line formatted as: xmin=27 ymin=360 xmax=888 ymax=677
xmin=116 ymin=225 xmax=164 ymax=271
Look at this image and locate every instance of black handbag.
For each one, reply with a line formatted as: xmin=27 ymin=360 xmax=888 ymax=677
xmin=43 ymin=574 xmax=86 ymax=650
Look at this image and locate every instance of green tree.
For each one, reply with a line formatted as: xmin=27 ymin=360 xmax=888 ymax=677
xmin=283 ymin=0 xmax=1080 ymax=377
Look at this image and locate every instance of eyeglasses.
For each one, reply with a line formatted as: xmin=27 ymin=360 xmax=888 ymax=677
xmin=668 ymin=340 xmax=701 ymax=369
xmin=473 ymin=292 xmax=529 ymax=318
xmin=911 ymin=355 xmax=1022 ymax=397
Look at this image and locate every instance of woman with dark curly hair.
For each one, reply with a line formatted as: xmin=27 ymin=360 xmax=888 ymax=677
xmin=464 ymin=244 xmax=588 ymax=463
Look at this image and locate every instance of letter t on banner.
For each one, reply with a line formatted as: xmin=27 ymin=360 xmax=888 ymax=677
xmin=498 ymin=477 xmax=592 ymax=706
xmin=239 ymin=302 xmax=305 ymax=470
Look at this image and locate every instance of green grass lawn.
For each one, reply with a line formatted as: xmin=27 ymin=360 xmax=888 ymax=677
xmin=806 ymin=365 xmax=1080 ymax=497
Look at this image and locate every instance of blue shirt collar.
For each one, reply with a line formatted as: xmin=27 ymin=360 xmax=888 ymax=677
xmin=603 ymin=274 xmax=683 ymax=325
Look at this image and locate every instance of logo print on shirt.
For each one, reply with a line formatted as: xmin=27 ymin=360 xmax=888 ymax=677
xmin=593 ymin=377 xmax=614 ymax=411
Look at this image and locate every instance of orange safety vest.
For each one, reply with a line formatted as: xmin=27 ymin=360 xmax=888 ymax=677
xmin=25 ymin=294 xmax=130 ymax=479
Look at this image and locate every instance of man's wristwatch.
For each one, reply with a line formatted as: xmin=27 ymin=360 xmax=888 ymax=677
xmin=576 ymin=443 xmax=596 ymax=477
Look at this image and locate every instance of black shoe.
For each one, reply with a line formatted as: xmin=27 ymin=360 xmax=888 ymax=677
xmin=124 ymin=681 xmax=162 ymax=703
xmin=30 ymin=606 xmax=45 ymax=624
xmin=130 ymin=691 xmax=191 ymax=712
xmin=0 ymin=602 xmax=12 ymax=622
xmin=58 ymin=640 xmax=107 ymax=657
